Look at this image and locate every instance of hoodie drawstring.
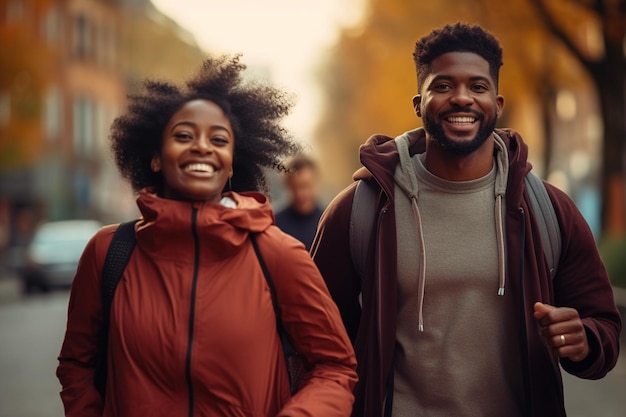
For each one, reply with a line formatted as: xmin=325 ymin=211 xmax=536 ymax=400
xmin=411 ymin=197 xmax=427 ymax=332
xmin=492 ymin=133 xmax=509 ymax=296
xmin=394 ymin=133 xmax=428 ymax=332
xmin=495 ymin=194 xmax=506 ymax=295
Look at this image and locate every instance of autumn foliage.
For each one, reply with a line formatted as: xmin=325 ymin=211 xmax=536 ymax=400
xmin=0 ymin=0 xmax=55 ymax=170
xmin=314 ymin=0 xmax=625 ymax=237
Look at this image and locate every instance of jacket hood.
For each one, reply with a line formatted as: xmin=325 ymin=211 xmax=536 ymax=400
xmin=493 ymin=128 xmax=532 ymax=207
xmin=135 ymin=189 xmax=275 ymax=261
xmin=355 ymin=127 xmax=532 ymax=209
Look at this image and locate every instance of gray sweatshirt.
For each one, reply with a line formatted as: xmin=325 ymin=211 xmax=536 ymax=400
xmin=391 ymin=133 xmax=525 ymax=416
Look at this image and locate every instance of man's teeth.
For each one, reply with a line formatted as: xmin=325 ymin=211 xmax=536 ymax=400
xmin=447 ymin=116 xmax=476 ymax=123
xmin=185 ymin=163 xmax=215 ymax=173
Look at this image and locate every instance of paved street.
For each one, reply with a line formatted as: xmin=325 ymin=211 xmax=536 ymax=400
xmin=561 ymin=289 xmax=626 ymax=417
xmin=0 ymin=284 xmax=66 ymax=417
xmin=563 ymin=359 xmax=626 ymax=417
xmin=0 ymin=274 xmax=624 ymax=416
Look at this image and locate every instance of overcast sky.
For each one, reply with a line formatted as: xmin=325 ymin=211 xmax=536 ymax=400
xmin=150 ymin=0 xmax=366 ymax=145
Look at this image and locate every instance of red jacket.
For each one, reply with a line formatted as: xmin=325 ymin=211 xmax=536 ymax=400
xmin=57 ymin=190 xmax=357 ymax=417
xmin=311 ymin=128 xmax=621 ymax=417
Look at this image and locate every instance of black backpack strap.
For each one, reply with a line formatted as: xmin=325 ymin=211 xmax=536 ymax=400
xmin=249 ymin=233 xmax=301 ymax=392
xmin=250 ymin=233 xmax=293 ymax=351
xmin=250 ymin=233 xmax=283 ymax=329
xmin=101 ymin=221 xmax=138 ymax=316
xmin=94 ymin=220 xmax=138 ymax=398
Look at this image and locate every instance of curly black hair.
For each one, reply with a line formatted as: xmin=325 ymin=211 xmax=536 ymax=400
xmin=110 ymin=54 xmax=301 ymax=194
xmin=413 ymin=22 xmax=503 ymax=91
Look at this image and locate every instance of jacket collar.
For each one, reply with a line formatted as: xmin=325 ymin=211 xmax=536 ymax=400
xmin=134 ymin=189 xmax=275 ymax=261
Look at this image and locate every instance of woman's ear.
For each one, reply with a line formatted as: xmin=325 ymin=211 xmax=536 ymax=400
xmin=151 ymin=155 xmax=161 ymax=172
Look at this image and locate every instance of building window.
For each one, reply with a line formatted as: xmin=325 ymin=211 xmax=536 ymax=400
xmin=6 ymin=0 xmax=26 ymax=22
xmin=72 ymin=14 xmax=90 ymax=59
xmin=41 ymin=5 xmax=62 ymax=44
xmin=111 ymin=25 xmax=118 ymax=67
xmin=73 ymin=95 xmax=94 ymax=156
xmin=91 ymin=21 xmax=102 ymax=65
xmin=0 ymin=91 xmax=10 ymax=127
xmin=102 ymin=23 xmax=117 ymax=68
xmin=43 ymin=86 xmax=62 ymax=142
xmin=94 ymin=101 xmax=106 ymax=152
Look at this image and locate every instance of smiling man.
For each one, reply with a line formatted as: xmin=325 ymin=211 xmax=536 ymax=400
xmin=311 ymin=23 xmax=621 ymax=417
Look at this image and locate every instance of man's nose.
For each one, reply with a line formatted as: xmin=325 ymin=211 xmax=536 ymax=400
xmin=450 ymin=85 xmax=474 ymax=106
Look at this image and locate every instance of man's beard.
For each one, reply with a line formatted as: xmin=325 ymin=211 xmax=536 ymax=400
xmin=423 ymin=112 xmax=496 ymax=155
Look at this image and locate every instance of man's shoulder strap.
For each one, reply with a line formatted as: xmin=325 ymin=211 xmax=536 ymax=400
xmin=350 ymin=179 xmax=379 ymax=278
xmin=524 ymin=172 xmax=561 ymax=279
xmin=349 ymin=133 xmax=410 ymax=277
xmin=94 ymin=219 xmax=138 ymax=398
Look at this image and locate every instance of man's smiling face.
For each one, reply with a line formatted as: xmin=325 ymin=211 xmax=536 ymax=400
xmin=414 ymin=51 xmax=504 ymax=155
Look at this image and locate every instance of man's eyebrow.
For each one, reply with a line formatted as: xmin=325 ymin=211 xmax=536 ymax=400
xmin=469 ymin=75 xmax=492 ymax=83
xmin=430 ymin=74 xmax=491 ymax=82
xmin=428 ymin=74 xmax=493 ymax=86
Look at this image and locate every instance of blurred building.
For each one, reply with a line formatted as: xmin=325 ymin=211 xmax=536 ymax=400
xmin=0 ymin=0 xmax=206 ymax=253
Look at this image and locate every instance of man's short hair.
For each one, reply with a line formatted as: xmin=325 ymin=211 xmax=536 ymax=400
xmin=284 ymin=154 xmax=319 ymax=175
xmin=413 ymin=22 xmax=503 ymax=91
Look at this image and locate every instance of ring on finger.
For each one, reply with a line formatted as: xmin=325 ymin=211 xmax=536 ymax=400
xmin=560 ymin=334 xmax=566 ymax=346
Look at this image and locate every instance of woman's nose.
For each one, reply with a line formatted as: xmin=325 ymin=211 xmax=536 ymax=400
xmin=192 ymin=136 xmax=212 ymax=153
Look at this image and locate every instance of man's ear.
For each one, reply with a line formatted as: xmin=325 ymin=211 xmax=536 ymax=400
xmin=151 ymin=155 xmax=161 ymax=172
xmin=412 ymin=95 xmax=422 ymax=117
xmin=496 ymin=95 xmax=505 ymax=118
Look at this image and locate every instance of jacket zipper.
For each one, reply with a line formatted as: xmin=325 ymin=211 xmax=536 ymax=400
xmin=518 ymin=206 xmax=565 ymax=417
xmin=517 ymin=207 xmax=532 ymax=417
xmin=377 ymin=203 xmax=392 ymax=417
xmin=185 ymin=207 xmax=200 ymax=417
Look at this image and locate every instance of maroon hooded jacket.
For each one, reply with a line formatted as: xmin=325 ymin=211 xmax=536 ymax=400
xmin=311 ymin=128 xmax=621 ymax=417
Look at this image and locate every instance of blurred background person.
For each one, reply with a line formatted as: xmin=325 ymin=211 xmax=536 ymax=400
xmin=275 ymin=155 xmax=325 ymax=251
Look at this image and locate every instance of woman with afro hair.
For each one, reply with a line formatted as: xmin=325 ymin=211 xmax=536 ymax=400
xmin=57 ymin=55 xmax=357 ymax=417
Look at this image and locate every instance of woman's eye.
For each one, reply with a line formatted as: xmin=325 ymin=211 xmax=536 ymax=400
xmin=212 ymin=137 xmax=229 ymax=145
xmin=174 ymin=132 xmax=192 ymax=140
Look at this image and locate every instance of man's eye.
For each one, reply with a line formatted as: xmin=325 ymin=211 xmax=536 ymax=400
xmin=434 ymin=84 xmax=452 ymax=91
xmin=472 ymin=84 xmax=488 ymax=92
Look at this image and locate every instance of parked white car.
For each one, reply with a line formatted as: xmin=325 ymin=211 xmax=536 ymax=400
xmin=19 ymin=219 xmax=102 ymax=293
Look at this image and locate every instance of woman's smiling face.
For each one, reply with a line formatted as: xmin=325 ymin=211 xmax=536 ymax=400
xmin=151 ymin=99 xmax=235 ymax=203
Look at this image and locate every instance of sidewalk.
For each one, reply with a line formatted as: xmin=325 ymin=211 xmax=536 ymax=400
xmin=563 ymin=350 xmax=625 ymax=417
xmin=0 ymin=270 xmax=20 ymax=305
xmin=613 ymin=286 xmax=626 ymax=347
